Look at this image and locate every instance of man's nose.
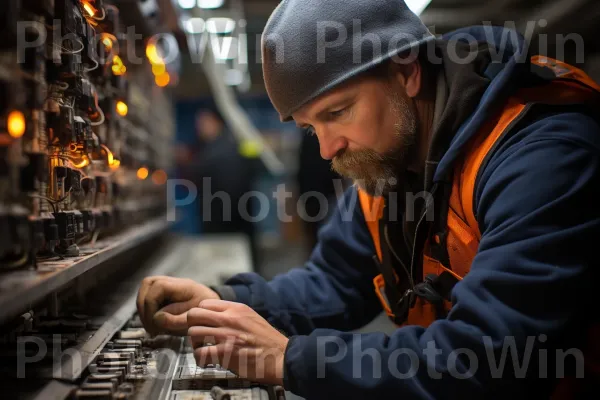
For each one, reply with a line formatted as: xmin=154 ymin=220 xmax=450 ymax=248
xmin=318 ymin=129 xmax=348 ymax=160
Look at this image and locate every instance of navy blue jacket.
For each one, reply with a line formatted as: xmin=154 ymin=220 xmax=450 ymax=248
xmin=220 ymin=26 xmax=600 ymax=399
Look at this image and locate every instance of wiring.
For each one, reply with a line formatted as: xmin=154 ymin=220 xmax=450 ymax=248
xmin=55 ymin=189 xmax=74 ymax=204
xmin=90 ymin=92 xmax=106 ymax=126
xmin=29 ymin=189 xmax=73 ymax=214
xmin=84 ymin=57 xmax=99 ymax=72
xmin=90 ymin=105 xmax=105 ymax=126
xmin=84 ymin=25 xmax=100 ymax=72
xmin=61 ymin=38 xmax=85 ymax=54
xmin=54 ymin=82 xmax=70 ymax=91
xmin=102 ymin=33 xmax=118 ymax=43
xmin=68 ymin=161 xmax=90 ymax=177
xmin=29 ymin=194 xmax=57 ymax=213
xmin=93 ymin=7 xmax=106 ymax=21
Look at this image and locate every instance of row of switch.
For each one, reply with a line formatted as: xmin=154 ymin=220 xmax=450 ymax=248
xmin=74 ymin=339 xmax=145 ymax=399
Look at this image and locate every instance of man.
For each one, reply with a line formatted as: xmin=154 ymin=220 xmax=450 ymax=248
xmin=137 ymin=1 xmax=600 ymax=398
xmin=180 ymin=108 xmax=260 ymax=267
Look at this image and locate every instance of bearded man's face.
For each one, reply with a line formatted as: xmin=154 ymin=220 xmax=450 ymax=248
xmin=292 ymin=70 xmax=419 ymax=196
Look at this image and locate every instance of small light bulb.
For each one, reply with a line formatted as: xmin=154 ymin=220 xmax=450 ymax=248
xmin=152 ymin=62 xmax=166 ymax=76
xmin=112 ymin=56 xmax=126 ymax=76
xmin=155 ymin=73 xmax=170 ymax=87
xmin=116 ymin=101 xmax=128 ymax=117
xmin=102 ymin=37 xmax=113 ymax=50
xmin=152 ymin=170 xmax=168 ymax=185
xmin=7 ymin=110 xmax=26 ymax=138
xmin=146 ymin=44 xmax=163 ymax=64
xmin=137 ymin=167 xmax=149 ymax=180
xmin=82 ymin=1 xmax=97 ymax=17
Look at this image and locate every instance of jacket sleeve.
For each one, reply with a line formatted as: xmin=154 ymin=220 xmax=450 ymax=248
xmin=218 ymin=188 xmax=383 ymax=334
xmin=282 ymin=112 xmax=600 ymax=399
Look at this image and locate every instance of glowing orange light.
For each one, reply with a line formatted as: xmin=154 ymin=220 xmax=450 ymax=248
xmin=116 ymin=101 xmax=128 ymax=117
xmin=155 ymin=73 xmax=170 ymax=87
xmin=112 ymin=55 xmax=126 ymax=76
xmin=82 ymin=1 xmax=97 ymax=17
xmin=100 ymin=144 xmax=115 ymax=166
xmin=146 ymin=43 xmax=163 ymax=65
xmin=112 ymin=64 xmax=126 ymax=75
xmin=152 ymin=62 xmax=166 ymax=76
xmin=7 ymin=110 xmax=26 ymax=138
xmin=137 ymin=167 xmax=149 ymax=180
xmin=102 ymin=36 xmax=113 ymax=50
xmin=109 ymin=159 xmax=120 ymax=170
xmin=152 ymin=169 xmax=167 ymax=185
xmin=72 ymin=156 xmax=90 ymax=168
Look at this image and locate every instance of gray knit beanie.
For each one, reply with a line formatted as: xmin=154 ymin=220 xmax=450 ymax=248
xmin=261 ymin=0 xmax=436 ymax=121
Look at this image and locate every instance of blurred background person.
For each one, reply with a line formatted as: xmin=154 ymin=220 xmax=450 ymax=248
xmin=180 ymin=107 xmax=260 ymax=269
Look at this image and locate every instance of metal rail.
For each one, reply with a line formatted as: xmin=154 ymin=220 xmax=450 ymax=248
xmin=0 ymin=217 xmax=170 ymax=325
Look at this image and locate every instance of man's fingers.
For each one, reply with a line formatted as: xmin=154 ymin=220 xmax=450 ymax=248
xmin=159 ymin=299 xmax=197 ymax=316
xmin=187 ymin=307 xmax=223 ymax=328
xmin=188 ymin=326 xmax=244 ymax=347
xmin=138 ymin=276 xmax=181 ymax=332
xmin=143 ymin=279 xmax=195 ymax=333
xmin=153 ymin=311 xmax=189 ymax=336
xmin=137 ymin=276 xmax=158 ymax=329
xmin=198 ymin=299 xmax=235 ymax=312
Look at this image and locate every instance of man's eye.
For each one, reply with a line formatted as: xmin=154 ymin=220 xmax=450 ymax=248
xmin=330 ymin=107 xmax=347 ymax=117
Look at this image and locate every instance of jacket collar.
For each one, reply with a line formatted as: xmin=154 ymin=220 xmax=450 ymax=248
xmin=431 ymin=25 xmax=529 ymax=183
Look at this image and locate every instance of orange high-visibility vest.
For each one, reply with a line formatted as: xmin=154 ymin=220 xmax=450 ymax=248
xmin=359 ymin=55 xmax=600 ymax=394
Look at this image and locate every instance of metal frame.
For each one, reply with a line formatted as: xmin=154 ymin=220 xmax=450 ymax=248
xmin=0 ymin=217 xmax=170 ymax=325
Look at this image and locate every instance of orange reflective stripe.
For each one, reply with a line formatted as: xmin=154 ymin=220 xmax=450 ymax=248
xmin=446 ymin=206 xmax=480 ymax=277
xmin=358 ymin=189 xmax=385 ymax=262
xmin=423 ymin=254 xmax=463 ymax=282
xmin=532 ymin=55 xmax=600 ymax=92
xmin=360 ymin=56 xmax=600 ymax=333
xmin=373 ymin=274 xmax=394 ymax=317
xmin=438 ymin=263 xmax=463 ymax=283
xmin=459 ymin=98 xmax=527 ymax=240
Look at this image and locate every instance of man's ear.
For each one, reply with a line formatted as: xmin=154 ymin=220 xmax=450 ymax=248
xmin=388 ymin=59 xmax=421 ymax=98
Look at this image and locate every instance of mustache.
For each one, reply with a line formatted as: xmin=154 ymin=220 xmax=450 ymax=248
xmin=333 ymin=148 xmax=384 ymax=169
xmin=331 ymin=148 xmax=395 ymax=180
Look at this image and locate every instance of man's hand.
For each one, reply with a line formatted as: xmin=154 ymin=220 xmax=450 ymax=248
xmin=136 ymin=276 xmax=220 ymax=336
xmin=187 ymin=299 xmax=289 ymax=386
